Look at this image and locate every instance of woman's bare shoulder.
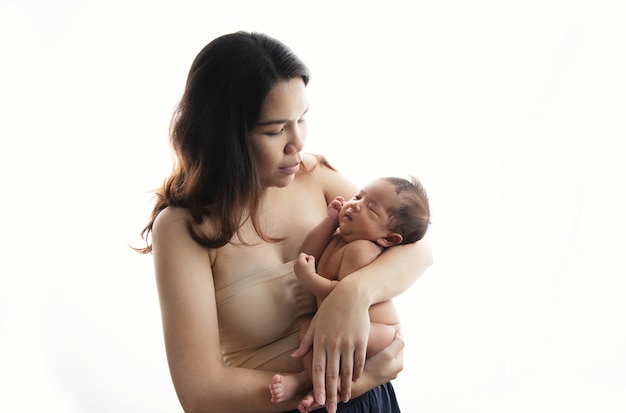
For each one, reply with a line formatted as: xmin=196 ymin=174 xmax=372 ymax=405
xmin=151 ymin=206 xmax=218 ymax=267
xmin=301 ymin=152 xmax=328 ymax=172
xmin=300 ymin=153 xmax=358 ymax=201
xmin=152 ymin=206 xmax=191 ymax=241
xmin=296 ymin=153 xmax=334 ymax=189
xmin=152 ymin=206 xmax=190 ymax=236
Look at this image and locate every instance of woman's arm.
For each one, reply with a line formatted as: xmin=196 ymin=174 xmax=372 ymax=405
xmin=344 ymin=239 xmax=433 ymax=307
xmin=152 ymin=207 xmax=305 ymax=413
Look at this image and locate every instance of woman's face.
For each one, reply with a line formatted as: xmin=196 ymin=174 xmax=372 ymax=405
xmin=250 ymin=77 xmax=309 ymax=188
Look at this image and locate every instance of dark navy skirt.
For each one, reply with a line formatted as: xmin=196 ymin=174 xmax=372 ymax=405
xmin=282 ymin=382 xmax=400 ymax=413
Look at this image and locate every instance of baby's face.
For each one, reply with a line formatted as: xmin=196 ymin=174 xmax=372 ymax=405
xmin=338 ymin=179 xmax=397 ymax=242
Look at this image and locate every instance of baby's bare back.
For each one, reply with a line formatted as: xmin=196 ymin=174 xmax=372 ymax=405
xmin=318 ymin=237 xmax=401 ymax=325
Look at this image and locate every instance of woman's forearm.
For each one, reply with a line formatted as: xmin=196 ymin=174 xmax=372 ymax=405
xmin=339 ymin=239 xmax=433 ymax=305
xmin=174 ymin=364 xmax=304 ymax=413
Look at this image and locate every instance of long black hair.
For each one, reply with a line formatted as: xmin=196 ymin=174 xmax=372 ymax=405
xmin=139 ymin=32 xmax=311 ymax=252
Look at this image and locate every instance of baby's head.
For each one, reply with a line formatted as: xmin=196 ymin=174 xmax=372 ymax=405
xmin=381 ymin=176 xmax=430 ymax=245
xmin=338 ymin=176 xmax=430 ymax=247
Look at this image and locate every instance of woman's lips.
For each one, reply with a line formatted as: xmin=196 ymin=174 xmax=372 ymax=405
xmin=281 ymin=163 xmax=300 ymax=175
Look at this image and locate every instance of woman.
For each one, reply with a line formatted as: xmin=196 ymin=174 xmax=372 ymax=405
xmin=138 ymin=31 xmax=432 ymax=413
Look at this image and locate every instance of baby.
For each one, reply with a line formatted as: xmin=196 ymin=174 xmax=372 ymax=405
xmin=269 ymin=176 xmax=430 ymax=410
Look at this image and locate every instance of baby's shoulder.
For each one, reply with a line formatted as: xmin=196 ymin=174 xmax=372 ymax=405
xmin=343 ymin=239 xmax=383 ymax=262
xmin=334 ymin=240 xmax=382 ymax=276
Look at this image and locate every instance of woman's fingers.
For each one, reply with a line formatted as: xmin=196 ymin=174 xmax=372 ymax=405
xmin=310 ymin=340 xmax=327 ymax=408
xmin=295 ymin=288 xmax=371 ymax=412
xmin=352 ymin=341 xmax=366 ymax=382
xmin=340 ymin=351 xmax=354 ymax=402
xmin=315 ymin=336 xmax=368 ymax=410
xmin=291 ymin=322 xmax=314 ymax=359
xmin=323 ymin=342 xmax=339 ymax=413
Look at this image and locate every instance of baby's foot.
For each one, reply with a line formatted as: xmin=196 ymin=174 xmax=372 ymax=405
xmin=269 ymin=374 xmax=301 ymax=403
xmin=297 ymin=390 xmax=317 ymax=413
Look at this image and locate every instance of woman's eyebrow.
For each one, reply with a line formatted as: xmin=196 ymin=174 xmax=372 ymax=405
xmin=256 ymin=107 xmax=309 ymax=127
xmin=256 ymin=119 xmax=286 ymax=126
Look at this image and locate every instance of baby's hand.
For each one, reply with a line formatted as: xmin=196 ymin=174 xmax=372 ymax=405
xmin=327 ymin=196 xmax=345 ymax=224
xmin=294 ymin=252 xmax=316 ymax=281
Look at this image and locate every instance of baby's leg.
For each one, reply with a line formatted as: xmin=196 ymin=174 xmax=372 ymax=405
xmin=367 ymin=322 xmax=400 ymax=358
xmin=269 ymin=320 xmax=313 ymax=403
xmin=367 ymin=300 xmax=401 ymax=357
xmin=269 ymin=372 xmax=310 ymax=403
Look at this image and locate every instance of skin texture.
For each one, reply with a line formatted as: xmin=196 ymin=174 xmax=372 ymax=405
xmin=152 ymin=78 xmax=433 ymax=412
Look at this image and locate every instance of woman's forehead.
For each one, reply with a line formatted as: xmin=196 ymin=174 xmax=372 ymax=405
xmin=257 ymin=78 xmax=308 ymax=123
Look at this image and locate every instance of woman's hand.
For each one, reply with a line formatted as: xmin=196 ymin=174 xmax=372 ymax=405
xmin=296 ymin=332 xmax=405 ymax=412
xmin=291 ymin=279 xmax=370 ymax=413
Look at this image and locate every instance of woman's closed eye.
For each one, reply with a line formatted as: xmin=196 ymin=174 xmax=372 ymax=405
xmin=265 ymin=129 xmax=284 ymax=136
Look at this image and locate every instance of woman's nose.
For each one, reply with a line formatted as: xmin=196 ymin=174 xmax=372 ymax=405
xmin=284 ymin=124 xmax=305 ymax=154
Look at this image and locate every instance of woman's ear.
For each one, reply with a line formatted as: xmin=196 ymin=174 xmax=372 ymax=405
xmin=376 ymin=233 xmax=403 ymax=248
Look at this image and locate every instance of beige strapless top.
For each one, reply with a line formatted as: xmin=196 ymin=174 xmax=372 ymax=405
xmin=215 ymin=260 xmax=316 ymax=370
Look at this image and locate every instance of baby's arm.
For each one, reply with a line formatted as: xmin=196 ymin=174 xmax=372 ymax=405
xmin=299 ymin=197 xmax=344 ymax=258
xmin=295 ymin=239 xmax=383 ymax=302
xmin=294 ymin=252 xmax=339 ymax=300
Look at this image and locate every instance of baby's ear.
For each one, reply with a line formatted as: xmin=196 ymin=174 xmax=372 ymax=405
xmin=376 ymin=233 xmax=403 ymax=247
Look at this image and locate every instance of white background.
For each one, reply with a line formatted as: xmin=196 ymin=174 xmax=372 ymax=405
xmin=1 ymin=1 xmax=625 ymax=412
